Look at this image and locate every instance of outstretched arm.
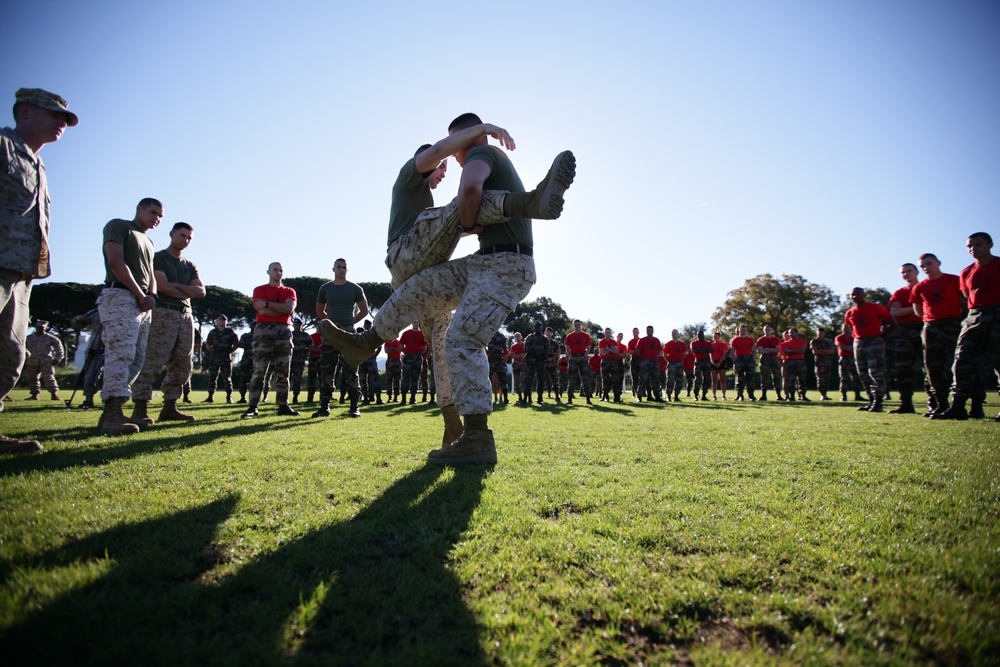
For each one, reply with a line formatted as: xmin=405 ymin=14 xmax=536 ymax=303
xmin=414 ymin=123 xmax=514 ymax=173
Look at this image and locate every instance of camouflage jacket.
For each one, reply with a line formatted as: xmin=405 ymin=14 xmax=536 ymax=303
xmin=1 ymin=127 xmax=50 ymax=277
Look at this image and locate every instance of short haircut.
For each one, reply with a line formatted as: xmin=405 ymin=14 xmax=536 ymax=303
xmin=137 ymin=197 xmax=162 ymax=210
xmin=334 ymin=258 xmax=347 ymax=266
xmin=414 ymin=143 xmax=432 ymax=157
xmin=448 ymin=113 xmax=482 ymax=133
xmin=171 ymin=222 xmax=193 ymax=232
xmin=970 ymin=232 xmax=993 ymax=244
xmin=573 ymin=319 xmax=581 ymax=324
xmin=919 ymin=253 xmax=938 ymax=262
xmin=901 ymin=262 xmax=917 ymax=271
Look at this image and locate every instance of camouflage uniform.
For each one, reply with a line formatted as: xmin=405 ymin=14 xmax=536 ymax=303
xmin=810 ymin=337 xmax=836 ymax=396
xmin=511 ymin=354 xmax=524 ymax=400
xmin=371 ymin=251 xmax=535 ymax=416
xmin=922 ymin=317 xmax=962 ymax=407
xmin=131 ymin=308 xmax=194 ymax=402
xmin=891 ymin=322 xmax=925 ymax=399
xmin=666 ymin=360 xmax=685 ymax=399
xmin=567 ymin=354 xmax=591 ymax=399
xmin=236 ymin=330 xmax=254 ymax=398
xmin=385 ymin=356 xmax=402 ymax=401
xmin=854 ymin=337 xmax=888 ymax=399
xmin=486 ymin=331 xmax=508 ymax=401
xmin=732 ymin=357 xmax=755 ymax=398
xmin=24 ymin=329 xmax=64 ymax=396
xmin=759 ymin=356 xmax=781 ymax=395
xmin=290 ymin=328 xmax=313 ymax=398
xmin=839 ymin=353 xmax=861 ymax=394
xmin=590 ymin=355 xmax=603 ymax=399
xmin=97 ymin=288 xmax=152 ymax=400
xmin=522 ymin=331 xmax=550 ymax=401
xmin=248 ymin=322 xmax=292 ymax=405
xmin=401 ymin=351 xmax=423 ymax=400
xmin=601 ymin=356 xmax=621 ymax=401
xmin=783 ymin=359 xmax=807 ymax=398
xmin=1 ymin=125 xmax=53 ymax=410
xmin=359 ymin=348 xmax=381 ymax=403
xmin=544 ymin=339 xmax=560 ymax=397
xmin=638 ymin=358 xmax=661 ymax=399
xmin=950 ymin=304 xmax=1000 ymax=404
xmin=205 ymin=326 xmax=239 ymax=395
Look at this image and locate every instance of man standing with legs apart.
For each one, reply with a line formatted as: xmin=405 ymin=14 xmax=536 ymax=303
xmin=564 ymin=319 xmax=594 ymax=405
xmin=242 ymin=262 xmax=299 ymax=418
xmin=910 ymin=253 xmax=966 ymax=418
xmin=730 ymin=326 xmax=756 ymax=401
xmin=1 ymin=88 xmax=76 ymax=453
xmin=314 ymin=258 xmax=368 ymax=418
xmin=835 ymin=324 xmax=864 ymax=401
xmin=97 ymin=198 xmax=162 ymax=435
xmin=131 ymin=222 xmax=205 ymax=425
xmin=934 ymin=233 xmax=1000 ymax=421
xmin=810 ymin=328 xmax=836 ymax=401
xmin=204 ymin=314 xmax=239 ymax=402
xmin=24 ymin=320 xmax=64 ymax=401
xmin=844 ymin=288 xmax=897 ymax=412
xmin=755 ymin=326 xmax=782 ymax=401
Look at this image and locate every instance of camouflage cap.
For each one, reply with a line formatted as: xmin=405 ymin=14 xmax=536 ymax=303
xmin=15 ymin=88 xmax=78 ymax=126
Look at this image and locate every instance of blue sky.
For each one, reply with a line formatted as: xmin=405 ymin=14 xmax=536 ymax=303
xmin=6 ymin=0 xmax=998 ymax=336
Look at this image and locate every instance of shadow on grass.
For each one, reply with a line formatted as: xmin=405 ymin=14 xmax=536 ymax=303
xmin=0 ymin=419 xmax=306 ymax=479
xmin=2 ymin=464 xmax=489 ymax=666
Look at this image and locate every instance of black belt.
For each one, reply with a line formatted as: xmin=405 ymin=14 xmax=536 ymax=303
xmin=479 ymin=244 xmax=533 ymax=256
xmin=107 ymin=281 xmax=129 ymax=289
xmin=158 ymin=302 xmax=189 ymax=313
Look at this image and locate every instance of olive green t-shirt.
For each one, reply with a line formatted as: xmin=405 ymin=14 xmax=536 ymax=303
xmin=317 ymin=280 xmax=366 ymax=329
xmin=466 ymin=146 xmax=532 ymax=249
xmin=154 ymin=250 xmax=200 ymax=312
xmin=103 ymin=218 xmax=154 ymax=293
xmin=386 ymin=156 xmax=434 ymax=247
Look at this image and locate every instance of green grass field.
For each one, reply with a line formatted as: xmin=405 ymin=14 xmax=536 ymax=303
xmin=1 ymin=388 xmax=997 ymax=666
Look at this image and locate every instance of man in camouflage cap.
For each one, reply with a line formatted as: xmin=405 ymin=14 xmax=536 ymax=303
xmin=1 ymin=88 xmax=77 ymax=453
xmin=24 ymin=319 xmax=64 ymax=400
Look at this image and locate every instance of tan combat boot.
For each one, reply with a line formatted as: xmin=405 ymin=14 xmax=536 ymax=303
xmin=427 ymin=413 xmax=497 ymax=466
xmin=159 ymin=398 xmax=196 ymax=422
xmin=100 ymin=397 xmax=141 ymax=436
xmin=129 ymin=399 xmax=155 ymax=428
xmin=320 ymin=320 xmax=385 ymax=369
xmin=440 ymin=404 xmax=464 ymax=446
xmin=501 ymin=151 xmax=576 ymax=220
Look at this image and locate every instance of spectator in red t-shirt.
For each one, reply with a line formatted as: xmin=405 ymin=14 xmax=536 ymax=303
xmin=683 ymin=348 xmax=696 ymax=396
xmin=911 ymin=252 xmax=967 ymax=416
xmin=755 ymin=325 xmax=782 ymax=401
xmin=888 ymin=262 xmax=925 ymax=413
xmin=636 ymin=326 xmax=663 ymax=402
xmin=598 ymin=328 xmax=622 ymax=402
xmin=242 ymin=262 xmax=299 ymax=419
xmin=383 ymin=338 xmax=402 ymax=402
xmin=844 ymin=287 xmax=896 ymax=412
xmin=664 ymin=329 xmax=688 ymax=401
xmin=689 ymin=331 xmax=713 ymax=400
xmin=729 ymin=325 xmax=756 ymax=401
xmin=626 ymin=327 xmax=641 ymax=398
xmin=779 ymin=329 xmax=809 ymax=401
xmin=835 ymin=324 xmax=863 ymax=402
xmin=709 ymin=332 xmax=730 ymax=400
xmin=935 ymin=232 xmax=1000 ymax=420
xmin=564 ymin=319 xmax=594 ymax=404
xmin=400 ymin=322 xmax=427 ymax=405
xmin=507 ymin=332 xmax=526 ymax=403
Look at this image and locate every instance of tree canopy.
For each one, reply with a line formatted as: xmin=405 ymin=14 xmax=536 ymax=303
xmin=711 ymin=273 xmax=839 ymax=338
xmin=504 ymin=296 xmax=572 ymax=337
xmin=192 ymin=285 xmax=254 ymax=329
xmin=28 ymin=282 xmax=101 ymax=337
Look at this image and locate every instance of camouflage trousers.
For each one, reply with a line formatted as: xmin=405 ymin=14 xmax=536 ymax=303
xmin=892 ymin=322 xmax=924 ymax=396
xmin=558 ymin=369 xmax=568 ymax=394
xmin=814 ymin=360 xmax=832 ymax=394
xmin=385 ymin=190 xmax=508 ymax=289
xmin=524 ymin=357 xmax=547 ymax=397
xmin=591 ymin=368 xmax=602 ymax=396
xmin=319 ymin=343 xmax=358 ymax=404
xmin=373 ymin=251 xmax=534 ymax=415
xmin=666 ymin=361 xmax=685 ymax=396
xmin=733 ymin=356 xmax=754 ymax=396
xmin=568 ymin=355 xmax=591 ymax=397
xmin=489 ymin=361 xmax=507 ymax=394
xmin=249 ymin=322 xmax=292 ymax=406
xmin=359 ymin=359 xmax=379 ymax=400
xmin=237 ymin=357 xmax=253 ymax=394
xmin=385 ymin=358 xmax=402 ymax=397
xmin=97 ymin=287 xmax=152 ymax=400
xmin=922 ymin=317 xmax=961 ymax=403
xmin=401 ymin=353 xmax=423 ymax=397
xmin=951 ymin=304 xmax=1000 ymax=402
xmin=783 ymin=359 xmax=807 ymax=396
xmin=854 ymin=337 xmax=887 ymax=399
xmin=207 ymin=354 xmax=233 ymax=393
xmin=839 ymin=356 xmax=861 ymax=392
xmin=0 ymin=268 xmax=33 ymax=408
xmin=23 ymin=357 xmax=58 ymax=395
xmin=545 ymin=364 xmax=559 ymax=395
xmin=694 ymin=359 xmax=712 ymax=396
xmin=630 ymin=359 xmax=641 ymax=396
xmin=511 ymin=361 xmax=524 ymax=395
xmin=601 ymin=358 xmax=620 ymax=398
xmin=638 ymin=358 xmax=660 ymax=397
xmin=684 ymin=368 xmax=694 ymax=393
xmin=290 ymin=357 xmax=307 ymax=394
xmin=759 ymin=357 xmax=781 ymax=393
xmin=133 ymin=307 xmax=194 ymax=401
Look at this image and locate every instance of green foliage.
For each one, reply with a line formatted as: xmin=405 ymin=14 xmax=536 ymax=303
xmin=358 ymin=281 xmax=392 ymax=312
xmin=679 ymin=322 xmax=708 ymax=339
xmin=193 ymin=285 xmax=254 ymax=329
xmin=1 ymin=392 xmax=997 ymax=664
xmin=712 ymin=273 xmax=839 ymax=339
xmin=283 ymin=276 xmax=326 ymax=324
xmin=829 ymin=287 xmax=892 ymax=332
xmin=504 ymin=296 xmax=572 ymax=336
xmin=28 ymin=282 xmax=101 ymax=336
